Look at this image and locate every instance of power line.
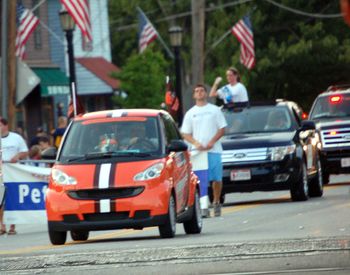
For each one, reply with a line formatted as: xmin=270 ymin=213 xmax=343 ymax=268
xmin=264 ymin=0 xmax=343 ymax=19
xmin=114 ymin=0 xmax=343 ymax=32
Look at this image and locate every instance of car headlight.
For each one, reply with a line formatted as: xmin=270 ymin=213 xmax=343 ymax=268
xmin=269 ymin=145 xmax=296 ymax=161
xmin=51 ymin=168 xmax=77 ymax=185
xmin=134 ymin=163 xmax=164 ymax=181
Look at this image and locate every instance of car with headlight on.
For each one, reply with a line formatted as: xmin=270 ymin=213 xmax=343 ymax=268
xmin=44 ymin=109 xmax=201 ymax=245
xmin=220 ymin=100 xmax=323 ymax=202
xmin=308 ymin=85 xmax=350 ymax=184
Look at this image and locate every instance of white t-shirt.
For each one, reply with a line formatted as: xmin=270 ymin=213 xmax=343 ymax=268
xmin=181 ymin=103 xmax=227 ymax=153
xmin=217 ymin=82 xmax=249 ymax=104
xmin=1 ymin=132 xmax=28 ymax=161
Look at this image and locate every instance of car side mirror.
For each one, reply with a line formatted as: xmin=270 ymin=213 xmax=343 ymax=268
xmin=41 ymin=146 xmax=57 ymax=160
xmin=167 ymin=139 xmax=188 ymax=153
xmin=300 ymin=120 xmax=316 ymax=131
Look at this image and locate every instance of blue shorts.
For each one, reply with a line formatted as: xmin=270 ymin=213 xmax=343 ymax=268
xmin=208 ymin=152 xmax=222 ymax=182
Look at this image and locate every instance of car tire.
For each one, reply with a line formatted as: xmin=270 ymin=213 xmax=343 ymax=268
xmin=309 ymin=158 xmax=324 ymax=197
xmin=290 ymin=161 xmax=309 ymax=201
xmin=183 ymin=189 xmax=202 ymax=234
xmin=70 ymin=230 xmax=89 ymax=241
xmin=159 ymin=194 xmax=176 ymax=238
xmin=48 ymin=223 xmax=67 ymax=245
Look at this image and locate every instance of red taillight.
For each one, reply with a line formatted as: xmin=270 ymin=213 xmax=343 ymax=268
xmin=330 ymin=95 xmax=342 ymax=103
xmin=302 ymin=112 xmax=308 ymax=119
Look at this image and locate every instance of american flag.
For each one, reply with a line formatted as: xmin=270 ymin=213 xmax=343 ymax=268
xmin=231 ymin=15 xmax=255 ymax=70
xmin=60 ymin=0 xmax=92 ymax=41
xmin=15 ymin=4 xmax=40 ymax=59
xmin=138 ymin=8 xmax=158 ymax=53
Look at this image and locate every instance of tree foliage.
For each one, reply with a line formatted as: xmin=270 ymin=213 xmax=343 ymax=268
xmin=109 ymin=0 xmax=350 ymax=111
xmin=111 ymin=50 xmax=168 ymax=108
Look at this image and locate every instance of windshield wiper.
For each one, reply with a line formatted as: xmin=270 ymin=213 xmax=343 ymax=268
xmin=66 ymin=151 xmax=152 ymax=162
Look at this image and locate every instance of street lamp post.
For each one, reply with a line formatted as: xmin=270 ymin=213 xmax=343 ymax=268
xmin=169 ymin=26 xmax=183 ymax=125
xmin=59 ymin=9 xmax=76 ymax=101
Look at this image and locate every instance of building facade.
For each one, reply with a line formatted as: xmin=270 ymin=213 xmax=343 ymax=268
xmin=1 ymin=0 xmax=120 ymax=142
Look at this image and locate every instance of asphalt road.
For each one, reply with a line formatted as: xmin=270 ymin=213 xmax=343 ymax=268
xmin=1 ymin=175 xmax=350 ymax=274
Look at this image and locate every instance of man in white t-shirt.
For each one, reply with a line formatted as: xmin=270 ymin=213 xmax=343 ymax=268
xmin=0 ymin=117 xmax=28 ymax=235
xmin=181 ymin=84 xmax=227 ymax=217
xmin=210 ymin=67 xmax=249 ymax=104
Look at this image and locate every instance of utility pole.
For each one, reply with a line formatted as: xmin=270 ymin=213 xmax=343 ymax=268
xmin=1 ymin=0 xmax=8 ymax=118
xmin=7 ymin=0 xmax=16 ymax=129
xmin=191 ymin=0 xmax=205 ymax=85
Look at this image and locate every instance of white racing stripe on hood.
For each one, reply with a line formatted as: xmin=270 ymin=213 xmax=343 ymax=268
xmin=99 ymin=163 xmax=111 ymax=213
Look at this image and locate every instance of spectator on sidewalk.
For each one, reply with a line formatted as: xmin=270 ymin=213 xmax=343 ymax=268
xmin=0 ymin=117 xmax=29 ymax=235
xmin=29 ymin=126 xmax=47 ymax=147
xmin=51 ymin=116 xmax=67 ymax=148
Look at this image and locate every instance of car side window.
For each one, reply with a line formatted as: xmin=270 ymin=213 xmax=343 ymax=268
xmin=161 ymin=115 xmax=181 ymax=145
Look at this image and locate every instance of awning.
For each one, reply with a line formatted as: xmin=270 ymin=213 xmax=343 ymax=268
xmin=16 ymin=60 xmax=40 ymax=104
xmin=0 ymin=58 xmax=40 ymax=104
xmin=32 ymin=67 xmax=70 ymax=97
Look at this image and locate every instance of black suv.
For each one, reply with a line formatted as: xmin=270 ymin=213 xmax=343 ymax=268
xmin=309 ymin=85 xmax=350 ymax=183
xmin=220 ymin=101 xmax=323 ymax=202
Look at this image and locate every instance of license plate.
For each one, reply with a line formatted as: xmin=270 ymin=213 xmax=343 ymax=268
xmin=230 ymin=169 xmax=251 ymax=181
xmin=341 ymin=158 xmax=350 ymax=167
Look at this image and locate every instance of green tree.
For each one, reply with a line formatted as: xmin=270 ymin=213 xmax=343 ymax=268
xmin=112 ymin=50 xmax=169 ymax=108
xmin=109 ymin=1 xmax=350 ymax=111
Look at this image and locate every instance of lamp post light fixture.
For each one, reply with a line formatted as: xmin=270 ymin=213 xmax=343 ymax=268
xmin=169 ymin=26 xmax=183 ymax=125
xmin=59 ymin=9 xmax=76 ymax=100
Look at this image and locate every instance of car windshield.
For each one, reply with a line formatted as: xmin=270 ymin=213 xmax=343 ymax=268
xmin=309 ymin=94 xmax=350 ymax=119
xmin=223 ymin=106 xmax=295 ymax=135
xmin=59 ymin=117 xmax=161 ymax=162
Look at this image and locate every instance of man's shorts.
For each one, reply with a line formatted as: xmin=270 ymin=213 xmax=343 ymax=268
xmin=208 ymin=152 xmax=222 ymax=182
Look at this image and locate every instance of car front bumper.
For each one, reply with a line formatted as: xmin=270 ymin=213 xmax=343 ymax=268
xmin=222 ymin=157 xmax=301 ymax=193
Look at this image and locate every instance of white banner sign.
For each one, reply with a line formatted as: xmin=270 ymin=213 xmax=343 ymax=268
xmin=3 ymin=163 xmax=51 ymax=224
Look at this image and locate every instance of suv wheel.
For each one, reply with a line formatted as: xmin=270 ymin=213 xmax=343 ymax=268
xmin=183 ymin=189 xmax=202 ymax=234
xmin=322 ymin=171 xmax=330 ymax=185
xmin=159 ymin=194 xmax=176 ymax=238
xmin=309 ymin=158 xmax=324 ymax=197
xmin=291 ymin=161 xmax=309 ymax=201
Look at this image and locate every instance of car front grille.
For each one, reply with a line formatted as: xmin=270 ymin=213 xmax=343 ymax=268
xmin=222 ymin=148 xmax=268 ymax=163
xmin=321 ymin=127 xmax=350 ymax=148
xmin=67 ymin=186 xmax=145 ymax=200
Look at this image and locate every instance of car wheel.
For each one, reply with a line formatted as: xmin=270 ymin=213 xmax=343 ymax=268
xmin=48 ymin=223 xmax=67 ymax=245
xmin=159 ymin=194 xmax=176 ymax=238
xmin=290 ymin=161 xmax=309 ymax=201
xmin=70 ymin=230 xmax=89 ymax=241
xmin=309 ymin=158 xmax=324 ymax=197
xmin=183 ymin=189 xmax=203 ymax=234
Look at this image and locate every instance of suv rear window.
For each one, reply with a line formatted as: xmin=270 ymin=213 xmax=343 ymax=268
xmin=309 ymin=94 xmax=350 ymax=119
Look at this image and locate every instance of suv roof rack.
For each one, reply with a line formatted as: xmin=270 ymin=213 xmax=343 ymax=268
xmin=326 ymin=84 xmax=350 ymax=92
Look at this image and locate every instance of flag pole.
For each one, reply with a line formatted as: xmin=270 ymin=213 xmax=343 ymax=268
xmin=136 ymin=6 xmax=174 ymax=59
xmin=71 ymin=82 xmax=77 ymax=117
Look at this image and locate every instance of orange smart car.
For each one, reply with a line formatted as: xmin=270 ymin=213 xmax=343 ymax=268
xmin=45 ymin=109 xmax=202 ymax=245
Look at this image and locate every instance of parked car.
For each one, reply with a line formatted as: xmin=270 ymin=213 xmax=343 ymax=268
xmin=309 ymin=85 xmax=350 ymax=183
xmin=44 ymin=109 xmax=202 ymax=245
xmin=219 ymin=100 xmax=323 ymax=202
